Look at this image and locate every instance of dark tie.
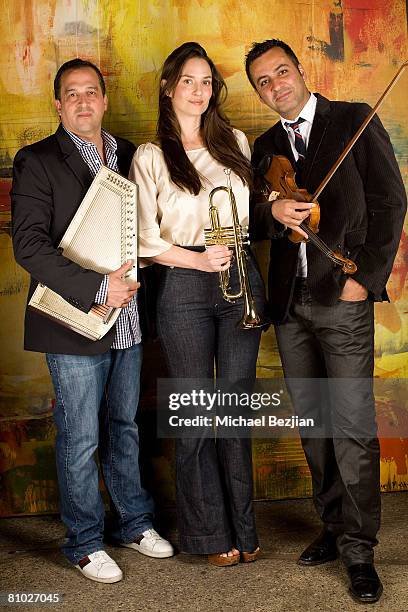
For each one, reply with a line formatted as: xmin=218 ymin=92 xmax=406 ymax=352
xmin=285 ymin=117 xmax=306 ymax=159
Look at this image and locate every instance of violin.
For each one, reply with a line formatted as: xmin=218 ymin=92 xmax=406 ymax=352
xmin=260 ymin=154 xmax=357 ymax=274
xmin=257 ymin=59 xmax=408 ymax=276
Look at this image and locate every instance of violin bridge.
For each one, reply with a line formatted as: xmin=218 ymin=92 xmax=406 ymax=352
xmin=268 ymin=190 xmax=280 ymax=202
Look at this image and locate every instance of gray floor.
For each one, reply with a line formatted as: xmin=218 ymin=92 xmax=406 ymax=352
xmin=0 ymin=493 xmax=407 ymax=612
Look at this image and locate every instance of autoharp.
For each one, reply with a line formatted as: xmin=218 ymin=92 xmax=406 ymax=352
xmin=28 ymin=166 xmax=138 ymax=340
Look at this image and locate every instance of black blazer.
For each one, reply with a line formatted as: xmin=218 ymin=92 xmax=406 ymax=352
xmin=252 ymin=94 xmax=407 ymax=324
xmin=11 ymin=124 xmax=136 ymax=354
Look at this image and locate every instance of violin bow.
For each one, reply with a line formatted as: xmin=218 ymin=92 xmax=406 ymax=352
xmin=311 ymin=60 xmax=408 ymax=202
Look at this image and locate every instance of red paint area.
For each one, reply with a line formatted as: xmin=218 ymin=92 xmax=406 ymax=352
xmin=344 ymin=0 xmax=385 ymax=9
xmin=343 ymin=0 xmax=394 ymax=56
xmin=378 ymin=396 xmax=408 ymax=475
xmin=0 ymin=179 xmax=11 ymax=212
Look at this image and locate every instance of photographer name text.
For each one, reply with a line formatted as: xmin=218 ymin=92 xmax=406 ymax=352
xmin=167 ymin=415 xmax=314 ymax=428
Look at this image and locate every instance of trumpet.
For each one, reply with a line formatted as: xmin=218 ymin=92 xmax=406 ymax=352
xmin=204 ymin=169 xmax=265 ymax=329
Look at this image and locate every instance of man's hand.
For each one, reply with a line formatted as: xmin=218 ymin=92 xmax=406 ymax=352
xmin=271 ymin=199 xmax=315 ymax=239
xmin=106 ymin=261 xmax=139 ymax=308
xmin=339 ymin=278 xmax=368 ymax=302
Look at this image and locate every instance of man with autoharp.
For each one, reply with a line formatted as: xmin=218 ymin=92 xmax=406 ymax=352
xmin=11 ymin=58 xmax=173 ymax=583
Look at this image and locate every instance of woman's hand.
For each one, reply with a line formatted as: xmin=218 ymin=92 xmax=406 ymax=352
xmin=149 ymin=244 xmax=233 ymax=272
xmin=197 ymin=245 xmax=233 ymax=272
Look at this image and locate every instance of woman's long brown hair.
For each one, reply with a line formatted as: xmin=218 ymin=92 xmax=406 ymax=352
xmin=157 ymin=42 xmax=252 ymax=195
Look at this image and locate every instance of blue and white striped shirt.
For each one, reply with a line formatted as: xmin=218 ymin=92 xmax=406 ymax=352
xmin=63 ymin=125 xmax=141 ymax=349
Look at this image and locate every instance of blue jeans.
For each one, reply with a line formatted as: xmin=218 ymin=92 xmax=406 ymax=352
xmin=46 ymin=344 xmax=154 ymax=564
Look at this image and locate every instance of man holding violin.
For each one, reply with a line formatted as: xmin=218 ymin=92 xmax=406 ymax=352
xmin=245 ymin=39 xmax=406 ymax=603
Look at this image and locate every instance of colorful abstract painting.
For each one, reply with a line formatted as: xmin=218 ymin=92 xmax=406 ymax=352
xmin=0 ymin=0 xmax=407 ymax=514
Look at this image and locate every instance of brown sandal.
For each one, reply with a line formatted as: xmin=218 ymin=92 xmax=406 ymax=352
xmin=208 ymin=552 xmax=240 ymax=567
xmin=241 ymin=547 xmax=261 ymax=563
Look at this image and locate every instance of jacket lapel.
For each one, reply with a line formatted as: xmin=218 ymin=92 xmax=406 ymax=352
xmin=55 ymin=124 xmax=93 ymax=189
xmin=273 ymin=122 xmax=296 ymax=166
xmin=303 ymin=94 xmax=331 ymax=187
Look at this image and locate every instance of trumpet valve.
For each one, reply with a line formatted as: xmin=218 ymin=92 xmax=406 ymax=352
xmin=204 ymin=225 xmax=248 ymax=247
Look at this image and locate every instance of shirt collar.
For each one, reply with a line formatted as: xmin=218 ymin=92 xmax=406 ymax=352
xmin=62 ymin=125 xmax=117 ymax=153
xmin=280 ymin=93 xmax=317 ymax=132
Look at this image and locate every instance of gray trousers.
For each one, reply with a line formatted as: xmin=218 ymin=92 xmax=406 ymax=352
xmin=275 ymin=279 xmax=381 ymax=566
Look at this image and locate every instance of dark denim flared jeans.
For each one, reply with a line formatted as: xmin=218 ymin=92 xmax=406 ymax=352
xmin=156 ymin=252 xmax=265 ymax=554
xmin=46 ymin=344 xmax=154 ymax=564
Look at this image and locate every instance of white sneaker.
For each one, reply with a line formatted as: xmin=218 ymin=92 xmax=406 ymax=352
xmin=121 ymin=528 xmax=174 ymax=558
xmin=75 ymin=550 xmax=123 ymax=583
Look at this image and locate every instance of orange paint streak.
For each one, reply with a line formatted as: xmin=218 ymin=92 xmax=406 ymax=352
xmin=378 ymin=395 xmax=408 ymax=474
xmin=393 ymin=34 xmax=405 ymax=54
xmin=47 ymin=0 xmax=57 ymax=29
xmin=388 ymin=230 xmax=408 ymax=300
xmin=380 ymin=438 xmax=408 ymax=474
xmin=24 ymin=0 xmax=34 ymax=47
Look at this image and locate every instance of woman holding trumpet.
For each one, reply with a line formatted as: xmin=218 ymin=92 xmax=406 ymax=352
xmin=130 ymin=42 xmax=265 ymax=565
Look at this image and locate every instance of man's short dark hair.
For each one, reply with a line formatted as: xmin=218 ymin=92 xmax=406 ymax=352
xmin=54 ymin=58 xmax=106 ymax=100
xmin=245 ymin=40 xmax=301 ymax=88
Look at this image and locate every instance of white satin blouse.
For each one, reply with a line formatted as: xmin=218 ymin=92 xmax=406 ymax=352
xmin=129 ymin=129 xmax=251 ymax=258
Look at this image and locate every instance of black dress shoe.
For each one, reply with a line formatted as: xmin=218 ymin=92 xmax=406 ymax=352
xmin=298 ymin=529 xmax=338 ymax=566
xmin=347 ymin=563 xmax=383 ymax=604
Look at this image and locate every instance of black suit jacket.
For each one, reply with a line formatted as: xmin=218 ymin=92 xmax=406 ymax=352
xmin=252 ymin=94 xmax=407 ymax=323
xmin=11 ymin=124 xmax=136 ymax=354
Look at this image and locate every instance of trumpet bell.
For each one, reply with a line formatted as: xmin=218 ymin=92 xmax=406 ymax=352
xmin=239 ymin=308 xmax=266 ymax=329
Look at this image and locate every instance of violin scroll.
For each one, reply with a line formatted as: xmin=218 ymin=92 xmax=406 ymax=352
xmin=333 ymin=252 xmax=357 ymax=275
